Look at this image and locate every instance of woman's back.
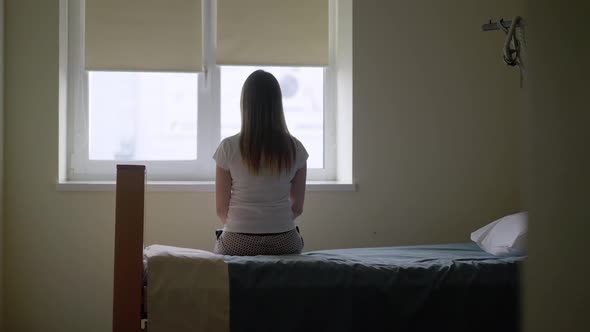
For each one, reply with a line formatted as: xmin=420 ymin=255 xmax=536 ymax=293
xmin=214 ymin=133 xmax=307 ymax=234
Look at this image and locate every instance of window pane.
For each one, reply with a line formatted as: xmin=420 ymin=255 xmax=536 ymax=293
xmin=88 ymin=71 xmax=198 ymax=160
xmin=220 ymin=66 xmax=324 ymax=168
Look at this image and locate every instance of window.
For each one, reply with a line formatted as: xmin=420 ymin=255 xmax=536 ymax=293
xmin=61 ymin=0 xmax=345 ymax=183
xmin=89 ymin=72 xmax=199 ymax=161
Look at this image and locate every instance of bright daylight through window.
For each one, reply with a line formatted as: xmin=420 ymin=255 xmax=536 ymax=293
xmin=89 ymin=66 xmax=324 ymax=168
xmin=89 ymin=72 xmax=199 ymax=161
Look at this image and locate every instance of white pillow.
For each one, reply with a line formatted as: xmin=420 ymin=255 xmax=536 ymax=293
xmin=471 ymin=212 xmax=527 ymax=256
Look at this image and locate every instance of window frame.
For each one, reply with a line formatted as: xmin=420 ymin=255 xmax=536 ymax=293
xmin=63 ymin=0 xmax=336 ymax=182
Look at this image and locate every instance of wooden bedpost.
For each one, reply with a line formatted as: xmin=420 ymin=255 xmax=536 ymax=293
xmin=113 ymin=165 xmax=146 ymax=332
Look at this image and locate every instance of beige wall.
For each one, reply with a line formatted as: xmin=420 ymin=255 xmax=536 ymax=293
xmin=351 ymin=0 xmax=524 ymax=245
xmin=0 ymin=0 xmax=4 ymax=329
xmin=4 ymin=0 xmax=524 ymax=331
xmin=523 ymin=1 xmax=590 ymax=331
xmin=0 ymin=0 xmax=4 ymax=331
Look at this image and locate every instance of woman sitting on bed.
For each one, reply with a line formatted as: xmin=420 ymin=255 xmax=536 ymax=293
xmin=212 ymin=70 xmax=308 ymax=256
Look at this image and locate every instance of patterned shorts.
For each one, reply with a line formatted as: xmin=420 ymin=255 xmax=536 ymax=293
xmin=213 ymin=227 xmax=304 ymax=256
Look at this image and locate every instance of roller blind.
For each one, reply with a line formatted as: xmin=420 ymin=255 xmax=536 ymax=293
xmin=85 ymin=0 xmax=202 ymax=72
xmin=217 ymin=0 xmax=329 ymax=66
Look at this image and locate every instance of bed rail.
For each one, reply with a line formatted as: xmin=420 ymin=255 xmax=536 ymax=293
xmin=113 ymin=165 xmax=146 ymax=332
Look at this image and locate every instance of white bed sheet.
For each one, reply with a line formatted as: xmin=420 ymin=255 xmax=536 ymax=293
xmin=145 ymin=245 xmax=230 ymax=332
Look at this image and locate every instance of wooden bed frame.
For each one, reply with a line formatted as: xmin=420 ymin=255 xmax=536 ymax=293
xmin=113 ymin=165 xmax=146 ymax=332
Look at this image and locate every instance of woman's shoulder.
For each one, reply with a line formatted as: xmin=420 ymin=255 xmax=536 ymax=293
xmin=290 ymin=135 xmax=309 ymax=167
xmin=219 ymin=133 xmax=241 ymax=149
xmin=290 ymin=135 xmax=306 ymax=151
xmin=215 ymin=134 xmax=241 ymax=162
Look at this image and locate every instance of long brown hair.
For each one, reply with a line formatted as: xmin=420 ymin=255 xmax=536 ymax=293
xmin=239 ymin=70 xmax=295 ymax=175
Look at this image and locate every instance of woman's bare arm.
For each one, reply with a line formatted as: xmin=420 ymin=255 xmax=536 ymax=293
xmin=290 ymin=162 xmax=307 ymax=219
xmin=215 ymin=166 xmax=232 ymax=224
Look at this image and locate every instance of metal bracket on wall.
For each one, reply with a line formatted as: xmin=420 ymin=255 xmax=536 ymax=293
xmin=481 ymin=18 xmax=526 ymax=32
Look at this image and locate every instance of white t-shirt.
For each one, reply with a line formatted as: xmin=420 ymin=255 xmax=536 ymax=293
xmin=213 ymin=134 xmax=308 ymax=234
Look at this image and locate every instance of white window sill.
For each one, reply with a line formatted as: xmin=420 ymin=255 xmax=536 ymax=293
xmin=56 ymin=181 xmax=356 ymax=192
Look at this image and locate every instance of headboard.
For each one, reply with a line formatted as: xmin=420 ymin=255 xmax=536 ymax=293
xmin=113 ymin=165 xmax=146 ymax=332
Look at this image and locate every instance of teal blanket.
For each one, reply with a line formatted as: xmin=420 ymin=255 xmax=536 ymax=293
xmin=225 ymin=243 xmax=524 ymax=332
